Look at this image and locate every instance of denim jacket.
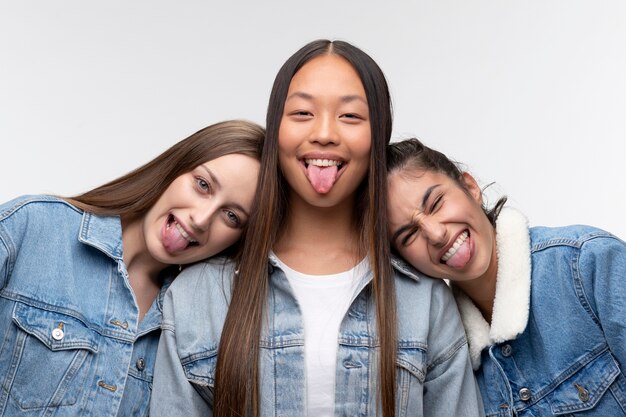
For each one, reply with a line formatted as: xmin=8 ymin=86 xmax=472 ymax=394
xmin=0 ymin=196 xmax=172 ymax=417
xmin=150 ymin=253 xmax=484 ymax=416
xmin=455 ymin=208 xmax=626 ymax=416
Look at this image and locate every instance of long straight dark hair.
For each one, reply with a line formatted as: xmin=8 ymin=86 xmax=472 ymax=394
xmin=215 ymin=40 xmax=397 ymax=416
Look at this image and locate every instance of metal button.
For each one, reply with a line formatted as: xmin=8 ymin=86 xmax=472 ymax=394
xmin=52 ymin=327 xmax=64 ymax=340
xmin=136 ymin=358 xmax=146 ymax=371
xmin=519 ymin=388 xmax=532 ymax=401
xmin=52 ymin=323 xmax=65 ymax=341
xmin=501 ymin=344 xmax=512 ymax=357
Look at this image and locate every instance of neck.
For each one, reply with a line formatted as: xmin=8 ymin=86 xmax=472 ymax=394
xmin=454 ymin=229 xmax=499 ymax=323
xmin=273 ymin=190 xmax=365 ymax=274
xmin=121 ymin=216 xmax=167 ymax=320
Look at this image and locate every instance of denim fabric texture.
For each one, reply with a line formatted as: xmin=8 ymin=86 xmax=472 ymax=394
xmin=456 ymin=208 xmax=626 ymax=417
xmin=0 ymin=196 xmax=171 ymax=417
xmin=150 ymin=254 xmax=484 ymax=416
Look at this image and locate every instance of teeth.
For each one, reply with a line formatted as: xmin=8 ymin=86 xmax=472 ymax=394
xmin=175 ymin=222 xmax=197 ymax=243
xmin=441 ymin=231 xmax=468 ymax=262
xmin=305 ymin=159 xmax=342 ymax=167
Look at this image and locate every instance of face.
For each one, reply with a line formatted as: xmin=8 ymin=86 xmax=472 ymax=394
xmin=387 ymin=169 xmax=497 ymax=282
xmin=278 ymin=54 xmax=371 ymax=208
xmin=142 ymin=153 xmax=260 ymax=266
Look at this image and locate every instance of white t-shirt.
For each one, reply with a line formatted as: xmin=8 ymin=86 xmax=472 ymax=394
xmin=272 ymin=253 xmax=370 ymax=417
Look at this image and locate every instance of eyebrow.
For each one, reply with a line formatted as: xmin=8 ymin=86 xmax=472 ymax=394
xmin=390 ymin=184 xmax=441 ymax=244
xmin=285 ymin=91 xmax=368 ymax=105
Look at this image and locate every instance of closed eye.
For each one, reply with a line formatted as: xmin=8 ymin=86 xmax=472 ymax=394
xmin=430 ymin=195 xmax=443 ymax=212
xmin=400 ymin=226 xmax=419 ymax=247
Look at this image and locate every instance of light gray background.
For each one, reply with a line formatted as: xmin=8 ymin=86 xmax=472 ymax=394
xmin=1 ymin=1 xmax=624 ymax=239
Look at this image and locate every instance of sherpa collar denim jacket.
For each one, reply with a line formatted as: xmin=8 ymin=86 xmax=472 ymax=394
xmin=455 ymin=208 xmax=626 ymax=417
xmin=0 ymin=196 xmax=171 ymax=417
xmin=150 ymin=253 xmax=485 ymax=416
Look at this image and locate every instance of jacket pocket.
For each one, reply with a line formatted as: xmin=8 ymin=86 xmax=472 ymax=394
xmin=8 ymin=302 xmax=99 ymax=409
xmin=182 ymin=350 xmax=217 ymax=404
xmin=395 ymin=345 xmax=427 ymax=416
xmin=548 ymin=349 xmax=620 ymax=415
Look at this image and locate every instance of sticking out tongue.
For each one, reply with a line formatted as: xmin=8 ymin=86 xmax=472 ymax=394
xmin=162 ymin=221 xmax=190 ymax=254
xmin=306 ymin=164 xmax=339 ymax=194
xmin=445 ymin=239 xmax=472 ymax=268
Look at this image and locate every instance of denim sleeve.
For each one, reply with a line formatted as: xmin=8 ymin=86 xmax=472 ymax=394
xmin=580 ymin=235 xmax=626 ymax=375
xmin=423 ymin=280 xmax=485 ymax=417
xmin=150 ymin=289 xmax=212 ymax=417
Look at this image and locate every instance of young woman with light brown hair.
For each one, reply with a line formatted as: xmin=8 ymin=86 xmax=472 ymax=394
xmin=0 ymin=120 xmax=263 ymax=417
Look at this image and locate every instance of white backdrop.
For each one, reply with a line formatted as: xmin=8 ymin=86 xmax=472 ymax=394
xmin=1 ymin=1 xmax=624 ymax=239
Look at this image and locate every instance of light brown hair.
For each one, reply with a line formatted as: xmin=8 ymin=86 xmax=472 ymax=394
xmin=66 ymin=120 xmax=264 ymax=219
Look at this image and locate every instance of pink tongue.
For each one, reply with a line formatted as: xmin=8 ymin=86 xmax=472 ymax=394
xmin=445 ymin=239 xmax=471 ymax=268
xmin=162 ymin=223 xmax=190 ymax=253
xmin=306 ymin=164 xmax=339 ymax=194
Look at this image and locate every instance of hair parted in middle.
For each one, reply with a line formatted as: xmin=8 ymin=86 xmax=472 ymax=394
xmin=215 ymin=39 xmax=398 ymax=417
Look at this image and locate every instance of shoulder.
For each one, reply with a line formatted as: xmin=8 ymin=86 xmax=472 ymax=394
xmin=0 ymin=195 xmax=81 ymax=223
xmin=162 ymin=257 xmax=237 ymax=355
xmin=167 ymin=257 xmax=236 ymax=299
xmin=392 ymin=255 xmax=451 ymax=300
xmin=529 ymin=224 xmax=618 ymax=252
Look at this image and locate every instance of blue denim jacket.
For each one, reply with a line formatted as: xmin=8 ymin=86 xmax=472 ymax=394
xmin=0 ymin=196 xmax=172 ymax=417
xmin=150 ymin=253 xmax=484 ymax=416
xmin=455 ymin=208 xmax=626 ymax=416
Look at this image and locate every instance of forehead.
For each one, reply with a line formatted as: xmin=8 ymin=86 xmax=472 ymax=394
xmin=197 ymin=154 xmax=259 ymax=186
xmin=387 ymin=170 xmax=451 ymax=218
xmin=388 ymin=169 xmax=448 ymax=195
xmin=287 ymin=54 xmax=366 ymax=98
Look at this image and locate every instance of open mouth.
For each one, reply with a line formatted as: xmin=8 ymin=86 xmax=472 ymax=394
xmin=166 ymin=214 xmax=199 ymax=247
xmin=303 ymin=158 xmax=345 ymax=170
xmin=440 ymin=230 xmax=469 ymax=263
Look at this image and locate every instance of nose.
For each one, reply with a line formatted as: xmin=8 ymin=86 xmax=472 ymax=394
xmin=311 ymin=113 xmax=338 ymax=145
xmin=419 ymin=216 xmax=448 ymax=247
xmin=189 ymin=202 xmax=217 ymax=233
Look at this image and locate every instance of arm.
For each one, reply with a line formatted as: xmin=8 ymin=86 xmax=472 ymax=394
xmin=580 ymin=234 xmax=626 ymax=372
xmin=423 ymin=281 xmax=485 ymax=417
xmin=150 ymin=289 xmax=212 ymax=417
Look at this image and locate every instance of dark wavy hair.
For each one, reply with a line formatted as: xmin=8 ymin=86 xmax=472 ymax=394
xmin=387 ymin=138 xmax=507 ymax=226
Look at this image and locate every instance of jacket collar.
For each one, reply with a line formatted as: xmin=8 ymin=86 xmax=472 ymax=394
xmin=391 ymin=255 xmax=422 ymax=282
xmin=454 ymin=207 xmax=532 ymax=370
xmin=78 ymin=212 xmax=124 ymax=260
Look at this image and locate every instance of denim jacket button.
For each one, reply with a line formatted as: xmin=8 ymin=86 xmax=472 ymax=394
xmin=51 ymin=327 xmax=64 ymax=341
xmin=136 ymin=358 xmax=146 ymax=371
xmin=501 ymin=344 xmax=512 ymax=357
xmin=519 ymin=388 xmax=532 ymax=401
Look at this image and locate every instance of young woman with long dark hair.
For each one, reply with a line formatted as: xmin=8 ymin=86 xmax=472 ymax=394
xmin=151 ymin=41 xmax=483 ymax=417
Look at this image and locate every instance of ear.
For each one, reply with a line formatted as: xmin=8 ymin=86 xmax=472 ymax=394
xmin=462 ymin=172 xmax=483 ymax=205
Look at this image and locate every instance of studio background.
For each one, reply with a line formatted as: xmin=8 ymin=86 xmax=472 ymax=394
xmin=1 ymin=1 xmax=624 ymax=240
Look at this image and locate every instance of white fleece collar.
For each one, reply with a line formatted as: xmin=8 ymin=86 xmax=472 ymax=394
xmin=453 ymin=207 xmax=532 ymax=370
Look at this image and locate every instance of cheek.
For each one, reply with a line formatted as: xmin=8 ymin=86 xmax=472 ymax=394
xmin=207 ymin=224 xmax=243 ymax=253
xmin=399 ymin=244 xmax=429 ymax=271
